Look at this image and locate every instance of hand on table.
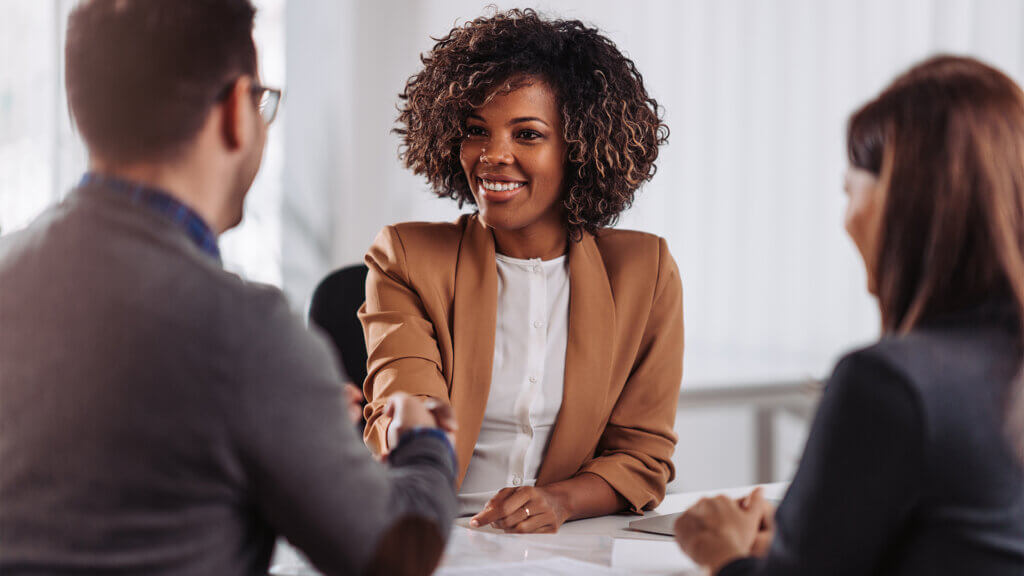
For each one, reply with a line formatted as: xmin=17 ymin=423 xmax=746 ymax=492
xmin=673 ymin=487 xmax=774 ymax=574
xmin=470 ymin=486 xmax=570 ymax=534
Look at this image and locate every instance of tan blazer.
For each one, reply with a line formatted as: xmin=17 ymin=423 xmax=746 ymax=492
xmin=359 ymin=214 xmax=684 ymax=512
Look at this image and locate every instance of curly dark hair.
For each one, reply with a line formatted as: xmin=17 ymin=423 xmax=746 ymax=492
xmin=395 ymin=8 xmax=669 ymax=235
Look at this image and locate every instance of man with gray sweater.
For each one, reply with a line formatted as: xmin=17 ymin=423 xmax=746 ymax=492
xmin=0 ymin=1 xmax=457 ymax=575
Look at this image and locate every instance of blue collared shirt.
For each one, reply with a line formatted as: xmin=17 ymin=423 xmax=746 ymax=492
xmin=79 ymin=172 xmax=221 ymax=263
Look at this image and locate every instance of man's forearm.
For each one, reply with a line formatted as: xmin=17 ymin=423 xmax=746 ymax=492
xmin=384 ymin=434 xmax=458 ymax=535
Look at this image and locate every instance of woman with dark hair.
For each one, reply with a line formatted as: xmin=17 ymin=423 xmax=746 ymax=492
xmin=358 ymin=9 xmax=681 ymax=533
xmin=675 ymin=55 xmax=1024 ymax=575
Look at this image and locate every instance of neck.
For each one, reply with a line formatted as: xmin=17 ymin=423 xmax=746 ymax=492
xmin=491 ymin=219 xmax=569 ymax=261
xmin=88 ymin=159 xmax=227 ymax=235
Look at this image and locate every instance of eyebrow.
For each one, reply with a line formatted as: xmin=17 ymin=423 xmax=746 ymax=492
xmin=467 ymin=113 xmax=551 ymax=128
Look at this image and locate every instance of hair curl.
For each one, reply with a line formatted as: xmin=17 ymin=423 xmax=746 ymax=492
xmin=395 ymin=8 xmax=669 ymax=236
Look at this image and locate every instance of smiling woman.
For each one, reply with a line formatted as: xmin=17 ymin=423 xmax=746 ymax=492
xmin=395 ymin=8 xmax=667 ymax=237
xmin=357 ymin=8 xmax=683 ymax=534
xmin=459 ymin=79 xmax=569 ymax=260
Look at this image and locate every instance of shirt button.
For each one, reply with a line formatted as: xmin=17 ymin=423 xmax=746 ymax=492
xmin=533 ymin=320 xmax=544 ymax=329
xmin=512 ymin=475 xmax=522 ymax=486
xmin=532 ymin=265 xmax=541 ymax=273
xmin=528 ymin=376 xmax=538 ymax=383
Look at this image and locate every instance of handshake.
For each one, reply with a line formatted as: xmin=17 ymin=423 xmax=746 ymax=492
xmin=343 ymin=385 xmax=458 ymax=451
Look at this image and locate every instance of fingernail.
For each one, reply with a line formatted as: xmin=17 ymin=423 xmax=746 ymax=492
xmin=470 ymin=519 xmax=479 ymax=527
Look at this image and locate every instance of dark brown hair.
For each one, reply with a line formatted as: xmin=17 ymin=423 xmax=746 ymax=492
xmin=66 ymin=0 xmax=257 ymax=163
xmin=395 ymin=8 xmax=669 ymax=236
xmin=847 ymin=55 xmax=1024 ymax=336
xmin=848 ymin=55 xmax=1024 ymax=457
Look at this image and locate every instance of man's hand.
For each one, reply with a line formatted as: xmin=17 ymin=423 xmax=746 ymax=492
xmin=674 ymin=487 xmax=773 ymax=574
xmin=421 ymin=397 xmax=457 ymax=446
xmin=470 ymin=486 xmax=570 ymax=534
xmin=385 ymin=393 xmax=457 ymax=449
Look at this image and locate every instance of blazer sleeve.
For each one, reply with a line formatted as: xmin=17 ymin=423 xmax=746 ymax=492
xmin=577 ymin=238 xmax=684 ymax=512
xmin=359 ymin=226 xmax=451 ymax=454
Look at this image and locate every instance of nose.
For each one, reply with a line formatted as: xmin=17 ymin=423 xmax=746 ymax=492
xmin=480 ymin=137 xmax=513 ymax=165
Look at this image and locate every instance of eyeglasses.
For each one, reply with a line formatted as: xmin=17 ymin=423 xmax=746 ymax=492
xmin=252 ymin=84 xmax=282 ymax=125
xmin=216 ymin=79 xmax=283 ymax=126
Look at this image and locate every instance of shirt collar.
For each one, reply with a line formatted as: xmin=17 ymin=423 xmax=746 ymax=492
xmin=79 ymin=172 xmax=221 ymax=263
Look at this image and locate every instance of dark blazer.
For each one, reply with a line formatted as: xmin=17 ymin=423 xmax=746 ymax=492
xmin=723 ymin=300 xmax=1024 ymax=575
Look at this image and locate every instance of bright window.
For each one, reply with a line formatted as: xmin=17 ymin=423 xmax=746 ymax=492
xmin=0 ymin=0 xmax=286 ymax=287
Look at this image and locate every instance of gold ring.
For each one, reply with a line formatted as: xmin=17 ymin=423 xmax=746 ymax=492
xmin=524 ymin=507 xmax=531 ymax=518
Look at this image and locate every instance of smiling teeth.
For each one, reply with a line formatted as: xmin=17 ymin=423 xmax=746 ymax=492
xmin=480 ymin=179 xmax=525 ymax=192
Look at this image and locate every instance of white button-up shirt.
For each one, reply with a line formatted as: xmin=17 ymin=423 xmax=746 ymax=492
xmin=458 ymin=253 xmax=569 ymax=514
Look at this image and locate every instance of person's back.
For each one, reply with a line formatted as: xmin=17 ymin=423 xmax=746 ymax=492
xmin=0 ymin=153 xmax=456 ymax=576
xmin=0 ymin=1 xmax=457 ymax=574
xmin=700 ymin=300 xmax=1024 ymax=576
xmin=739 ymin=301 xmax=1024 ymax=576
xmin=691 ymin=300 xmax=1024 ymax=576
xmin=1 ymin=186 xmax=277 ymax=574
xmin=867 ymin=302 xmax=1024 ymax=573
xmin=674 ymin=55 xmax=1024 ymax=576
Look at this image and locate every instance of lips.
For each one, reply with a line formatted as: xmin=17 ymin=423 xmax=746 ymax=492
xmin=477 ymin=177 xmax=526 ymax=202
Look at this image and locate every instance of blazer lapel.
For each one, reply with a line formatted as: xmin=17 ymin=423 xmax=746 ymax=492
xmin=537 ymin=232 xmax=616 ymax=485
xmin=450 ymin=214 xmax=498 ymax=486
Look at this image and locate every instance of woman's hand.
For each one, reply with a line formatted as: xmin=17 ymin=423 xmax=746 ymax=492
xmin=738 ymin=489 xmax=776 ymax=556
xmin=385 ymin=393 xmax=458 ymax=449
xmin=343 ymin=384 xmax=364 ymax=425
xmin=470 ymin=486 xmax=571 ymax=534
xmin=674 ymin=487 xmax=773 ymax=574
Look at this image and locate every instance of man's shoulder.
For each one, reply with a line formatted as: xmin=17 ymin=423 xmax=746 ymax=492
xmin=193 ymin=268 xmax=295 ymax=338
xmin=220 ymin=277 xmax=294 ymax=322
xmin=0 ymin=191 xmax=294 ymax=336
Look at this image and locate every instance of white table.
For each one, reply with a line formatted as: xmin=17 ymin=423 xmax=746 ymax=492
xmin=271 ymin=482 xmax=788 ymax=576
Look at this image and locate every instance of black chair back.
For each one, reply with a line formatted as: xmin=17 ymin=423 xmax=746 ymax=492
xmin=309 ymin=264 xmax=370 ymax=388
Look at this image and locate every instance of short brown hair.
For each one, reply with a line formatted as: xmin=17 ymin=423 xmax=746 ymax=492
xmin=65 ymin=0 xmax=257 ymax=163
xmin=395 ymin=8 xmax=668 ymax=236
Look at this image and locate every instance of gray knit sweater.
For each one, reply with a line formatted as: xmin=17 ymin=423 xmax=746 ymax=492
xmin=0 ymin=185 xmax=456 ymax=575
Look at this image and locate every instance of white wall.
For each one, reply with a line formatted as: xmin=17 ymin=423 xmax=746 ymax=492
xmin=286 ymin=0 xmax=1024 ymax=385
xmin=283 ymin=0 xmax=1024 ymax=490
xmin=0 ymin=0 xmax=287 ymax=286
